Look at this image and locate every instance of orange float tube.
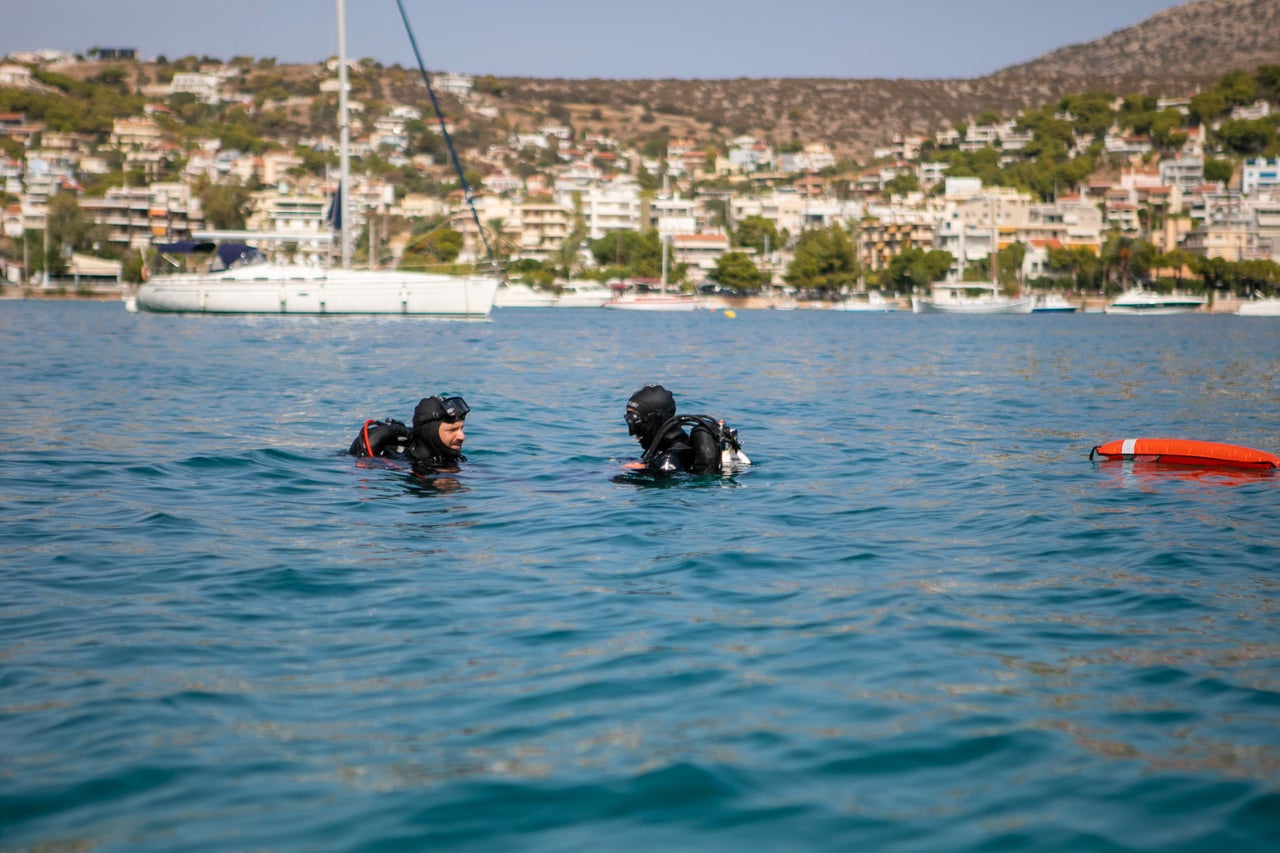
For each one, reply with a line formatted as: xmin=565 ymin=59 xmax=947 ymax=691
xmin=1090 ymin=438 xmax=1279 ymax=470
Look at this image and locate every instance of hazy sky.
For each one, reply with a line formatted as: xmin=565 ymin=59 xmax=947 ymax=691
xmin=3 ymin=0 xmax=1183 ymax=79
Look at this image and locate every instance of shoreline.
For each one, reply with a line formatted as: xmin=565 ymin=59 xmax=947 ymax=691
xmin=1 ymin=289 xmax=1248 ymax=313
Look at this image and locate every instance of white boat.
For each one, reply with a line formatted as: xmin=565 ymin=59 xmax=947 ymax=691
xmin=912 ymin=282 xmax=1033 ymax=314
xmin=832 ymin=291 xmax=896 ymax=312
xmin=603 ymin=292 xmax=701 ymax=311
xmin=133 ymin=0 xmax=499 ymax=318
xmin=555 ymin=279 xmax=613 ymax=308
xmin=915 ymin=196 xmax=1033 ymax=315
xmin=602 ymin=234 xmax=700 ymax=311
xmin=1031 ymin=293 xmax=1078 ymax=313
xmin=1237 ymin=297 xmax=1280 ymax=316
xmin=1104 ymin=288 xmax=1205 ymax=315
xmin=494 ymin=282 xmax=557 ymax=307
xmin=136 ymin=242 xmax=498 ymax=316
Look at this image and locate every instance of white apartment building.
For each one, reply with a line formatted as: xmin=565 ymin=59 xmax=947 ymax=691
xmin=1160 ymin=156 xmax=1204 ymax=193
xmin=731 ymin=190 xmax=858 ymax=237
xmin=671 ymin=233 xmax=730 ymax=273
xmin=395 ymin=193 xmax=447 ymax=220
xmin=558 ymin=179 xmax=641 ymax=239
xmin=776 ymin=143 xmax=836 ymax=174
xmin=1242 ymin=158 xmax=1280 ymax=196
xmin=245 ymin=190 xmax=330 ymax=240
xmin=647 ymin=194 xmax=697 ymax=235
xmin=110 ymin=118 xmax=162 ymax=151
xmin=433 ymin=73 xmax=473 ymax=99
xmin=1182 ymin=215 xmax=1257 ymax=261
xmin=80 ymin=184 xmax=200 ymax=251
xmin=168 ymin=73 xmax=221 ymax=104
xmin=0 ymin=65 xmax=35 ymax=88
xmin=517 ymin=202 xmax=572 ymax=262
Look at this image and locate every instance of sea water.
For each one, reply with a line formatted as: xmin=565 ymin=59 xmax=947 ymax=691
xmin=1 ymin=301 xmax=1278 ymax=851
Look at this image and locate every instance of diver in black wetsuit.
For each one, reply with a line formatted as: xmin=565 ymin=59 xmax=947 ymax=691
xmin=625 ymin=384 xmax=744 ymax=475
xmin=349 ymin=395 xmax=469 ymax=471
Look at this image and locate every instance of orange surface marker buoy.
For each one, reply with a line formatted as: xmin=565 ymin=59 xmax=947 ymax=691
xmin=1090 ymin=438 xmax=1279 ymax=470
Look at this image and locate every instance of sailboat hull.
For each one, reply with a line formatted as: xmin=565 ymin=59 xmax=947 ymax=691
xmin=911 ymin=295 xmax=1033 ymax=314
xmin=136 ymin=267 xmax=499 ymax=317
xmin=602 ymin=294 xmax=700 ymax=311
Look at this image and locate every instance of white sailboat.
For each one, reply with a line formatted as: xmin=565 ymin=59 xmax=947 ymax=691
xmin=603 ymin=235 xmax=700 ymax=311
xmin=911 ymin=281 xmax=1033 ymax=314
xmin=912 ymin=200 xmax=1032 ymax=314
xmin=133 ymin=0 xmax=499 ymax=317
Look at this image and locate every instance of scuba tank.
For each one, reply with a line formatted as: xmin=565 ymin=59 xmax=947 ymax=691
xmin=641 ymin=414 xmax=750 ymax=472
xmin=716 ymin=420 xmax=752 ymax=470
xmin=349 ymin=418 xmax=411 ymax=457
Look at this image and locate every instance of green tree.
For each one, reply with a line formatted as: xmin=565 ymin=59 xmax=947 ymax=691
xmin=1204 ymin=157 xmax=1234 ymax=184
xmin=1255 ymin=65 xmax=1280 ymax=103
xmin=590 ymin=230 xmax=663 ymax=277
xmin=1216 ymin=119 xmax=1277 ymax=155
xmin=484 ymin=217 xmax=518 ymax=263
xmin=1047 ymin=246 xmax=1102 ymax=290
xmin=1217 ymin=69 xmax=1258 ymax=106
xmin=733 ymin=215 xmax=779 ymax=255
xmin=1234 ymin=258 xmax=1280 ymax=295
xmin=402 ymin=226 xmax=463 ymax=266
xmin=783 ymin=225 xmax=858 ymax=294
xmin=709 ymin=251 xmax=763 ymax=292
xmin=885 ymin=171 xmax=920 ymax=196
xmin=1157 ymin=248 xmax=1197 ymax=289
xmin=883 ymin=247 xmax=952 ymax=290
xmin=1060 ymin=91 xmax=1116 ymax=137
xmin=198 ymin=179 xmax=253 ymax=230
xmin=47 ymin=192 xmax=106 ymax=256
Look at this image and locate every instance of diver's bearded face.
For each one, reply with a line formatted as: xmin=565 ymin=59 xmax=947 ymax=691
xmin=437 ymin=419 xmax=465 ymax=452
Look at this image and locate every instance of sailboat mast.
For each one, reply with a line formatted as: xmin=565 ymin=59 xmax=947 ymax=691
xmin=989 ymin=195 xmax=998 ymax=289
xmin=336 ymin=0 xmax=352 ymax=270
xmin=660 ymin=234 xmax=669 ymax=295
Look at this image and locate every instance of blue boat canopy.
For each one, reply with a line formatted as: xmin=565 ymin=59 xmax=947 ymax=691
xmin=210 ymin=243 xmax=263 ymax=271
xmin=157 ymin=241 xmax=217 ymax=254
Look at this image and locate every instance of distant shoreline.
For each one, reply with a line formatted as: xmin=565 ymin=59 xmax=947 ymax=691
xmin=1 ymin=289 xmax=1248 ymax=314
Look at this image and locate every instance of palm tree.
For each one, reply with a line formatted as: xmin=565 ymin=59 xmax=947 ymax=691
xmin=484 ymin=217 xmax=518 ymax=265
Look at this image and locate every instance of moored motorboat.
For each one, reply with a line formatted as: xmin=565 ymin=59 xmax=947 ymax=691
xmin=494 ymin=282 xmax=557 ymax=307
xmin=832 ymin=291 xmax=897 ymax=312
xmin=1031 ymin=293 xmax=1078 ymax=313
xmin=555 ymin=279 xmax=613 ymax=308
xmin=1237 ymin=297 xmax=1280 ymax=316
xmin=1104 ymin=288 xmax=1205 ymax=315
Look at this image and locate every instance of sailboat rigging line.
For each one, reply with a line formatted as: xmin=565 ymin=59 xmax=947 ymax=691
xmin=394 ymin=0 xmax=496 ymax=269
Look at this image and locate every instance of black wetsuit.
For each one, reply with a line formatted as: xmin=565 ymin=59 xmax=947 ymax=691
xmin=348 ymin=419 xmax=464 ymax=471
xmin=643 ymin=420 xmax=721 ymax=475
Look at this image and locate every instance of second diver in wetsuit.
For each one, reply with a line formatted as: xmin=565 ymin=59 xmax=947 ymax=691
xmin=624 ymin=384 xmax=748 ymax=476
xmin=349 ymin=394 xmax=469 ymax=473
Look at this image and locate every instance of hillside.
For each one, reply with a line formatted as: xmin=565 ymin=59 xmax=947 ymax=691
xmin=491 ymin=0 xmax=1280 ymax=159
xmin=13 ymin=0 xmax=1279 ymax=164
xmin=992 ymin=0 xmax=1280 ymax=83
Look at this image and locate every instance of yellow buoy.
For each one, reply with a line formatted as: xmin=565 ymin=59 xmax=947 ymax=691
xmin=725 ymin=309 xmax=736 ymax=319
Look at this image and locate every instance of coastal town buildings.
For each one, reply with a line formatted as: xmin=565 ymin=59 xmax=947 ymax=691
xmin=2 ymin=51 xmax=1277 ymax=294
